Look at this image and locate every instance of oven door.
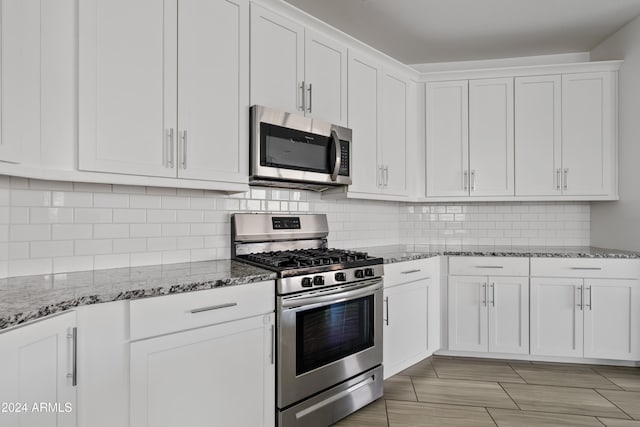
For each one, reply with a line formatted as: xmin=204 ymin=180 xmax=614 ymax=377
xmin=251 ymin=105 xmax=351 ymax=186
xmin=277 ymin=279 xmax=383 ymax=408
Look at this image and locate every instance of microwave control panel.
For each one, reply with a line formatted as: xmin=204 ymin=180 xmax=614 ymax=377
xmin=339 ymin=141 xmax=350 ymax=176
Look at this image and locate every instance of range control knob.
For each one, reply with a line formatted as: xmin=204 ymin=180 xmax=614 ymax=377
xmin=313 ymin=276 xmax=325 ymax=286
xmin=335 ymin=272 xmax=347 ymax=282
xmin=301 ymin=277 xmax=313 ymax=288
xmin=364 ymin=268 xmax=375 ymax=277
xmin=354 ymin=269 xmax=364 ymax=279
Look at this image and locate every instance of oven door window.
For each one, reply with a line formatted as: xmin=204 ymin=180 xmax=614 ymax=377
xmin=296 ymin=295 xmax=374 ymax=376
xmin=261 ymin=123 xmax=332 ymax=174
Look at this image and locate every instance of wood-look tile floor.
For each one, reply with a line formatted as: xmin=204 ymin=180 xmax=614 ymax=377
xmin=331 ymin=356 xmax=640 ymax=427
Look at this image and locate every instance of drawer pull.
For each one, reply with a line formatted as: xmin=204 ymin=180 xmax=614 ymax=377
xmin=570 ymin=267 xmax=602 ymax=270
xmin=401 ymin=269 xmax=421 ymax=274
xmin=189 ymin=302 xmax=237 ymax=314
xmin=475 ymin=266 xmax=504 ymax=269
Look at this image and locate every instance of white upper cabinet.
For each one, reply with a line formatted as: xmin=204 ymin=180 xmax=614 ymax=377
xmin=304 ymin=30 xmax=348 ymax=126
xmin=79 ymin=0 xmax=177 ymax=178
xmin=0 ymin=0 xmax=42 ymax=164
xmin=176 ymin=0 xmax=249 ymax=183
xmin=426 ymin=80 xmax=469 ymax=197
xmin=381 ymin=69 xmax=409 ymax=196
xmin=250 ymin=4 xmax=304 ymax=115
xmin=347 ymin=50 xmax=381 ymax=195
xmin=562 ymin=72 xmax=616 ymax=196
xmin=515 ymin=75 xmax=562 ymax=196
xmin=79 ymin=0 xmax=249 ymax=185
xmin=250 ymin=4 xmax=347 ymax=125
xmin=468 ymin=78 xmax=514 ymax=196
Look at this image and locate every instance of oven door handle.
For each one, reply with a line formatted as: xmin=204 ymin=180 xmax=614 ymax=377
xmin=330 ymin=129 xmax=341 ymax=182
xmin=281 ymin=280 xmax=382 ymax=309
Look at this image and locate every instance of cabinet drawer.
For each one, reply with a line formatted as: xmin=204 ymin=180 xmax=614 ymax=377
xmin=449 ymin=257 xmax=529 ymax=276
xmin=384 ymin=257 xmax=438 ymax=288
xmin=130 ymin=281 xmax=275 ymax=341
xmin=531 ymin=258 xmax=640 ymax=279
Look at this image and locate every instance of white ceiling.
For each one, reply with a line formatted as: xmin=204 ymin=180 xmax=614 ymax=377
xmin=283 ymin=0 xmax=640 ymax=65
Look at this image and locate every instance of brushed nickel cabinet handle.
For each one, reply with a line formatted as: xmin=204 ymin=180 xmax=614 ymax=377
xmin=66 ymin=327 xmax=78 ymax=386
xmin=463 ymin=170 xmax=468 ymax=191
xmin=476 ymin=265 xmax=504 ymax=269
xmin=482 ymin=283 xmax=487 ymax=306
xmin=576 ymin=286 xmax=583 ymax=310
xmin=586 ymin=285 xmax=592 ymax=311
xmin=189 ymin=302 xmax=237 ymax=314
xmin=401 ymin=269 xmax=421 ymax=274
xmin=471 ymin=170 xmax=476 ymax=192
xmin=383 ymin=165 xmax=389 ymax=187
xmin=570 ymin=267 xmax=602 ymax=270
xmin=490 ymin=283 xmax=495 ymax=307
xmin=166 ymin=128 xmax=175 ymax=168
xmin=180 ymin=130 xmax=188 ymax=169
xmin=299 ymin=81 xmax=306 ymax=112
xmin=556 ymin=168 xmax=561 ymax=191
xmin=307 ymin=83 xmax=312 ymax=113
xmin=564 ymin=168 xmax=569 ymax=190
xmin=384 ymin=297 xmax=389 ymax=325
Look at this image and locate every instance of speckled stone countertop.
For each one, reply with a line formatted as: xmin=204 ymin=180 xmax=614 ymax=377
xmin=358 ymin=245 xmax=640 ymax=264
xmin=0 ymin=260 xmax=276 ymax=331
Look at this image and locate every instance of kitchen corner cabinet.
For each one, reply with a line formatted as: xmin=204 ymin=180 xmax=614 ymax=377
xmin=346 ymin=50 xmax=411 ymax=198
xmin=448 ymin=257 xmax=529 ymax=355
xmin=0 ymin=312 xmax=77 ymax=427
xmin=0 ymin=0 xmax=42 ymax=164
xmin=79 ymin=0 xmax=249 ymax=184
xmin=530 ymin=259 xmax=640 ymax=361
xmin=383 ymin=259 xmax=440 ymax=378
xmin=426 ymin=78 xmax=514 ymax=198
xmin=250 ymin=4 xmax=347 ymax=126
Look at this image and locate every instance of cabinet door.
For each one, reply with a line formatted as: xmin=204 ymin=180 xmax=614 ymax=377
xmin=425 ymin=81 xmax=469 ymax=197
xmin=562 ymin=72 xmax=615 ymax=196
xmin=347 ymin=50 xmax=382 ymax=195
xmin=584 ymin=279 xmax=640 ymax=360
xmin=488 ymin=276 xmax=529 ymax=354
xmin=0 ymin=0 xmax=42 ymax=164
xmin=469 ymin=78 xmax=514 ymax=196
xmin=514 ymin=75 xmax=562 ymax=196
xmin=530 ymin=278 xmax=583 ymax=357
xmin=304 ymin=30 xmax=347 ymax=126
xmin=448 ymin=276 xmax=488 ymax=352
xmin=131 ymin=314 xmax=275 ymax=427
xmin=250 ymin=4 xmax=304 ymax=115
xmin=381 ymin=69 xmax=408 ymax=197
xmin=79 ymin=0 xmax=177 ymax=177
xmin=383 ymin=279 xmax=428 ymax=378
xmin=176 ymin=0 xmax=248 ymax=183
xmin=0 ymin=312 xmax=77 ymax=427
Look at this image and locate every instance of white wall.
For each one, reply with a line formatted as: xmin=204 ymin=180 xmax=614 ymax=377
xmin=590 ymin=14 xmax=640 ymax=251
xmin=0 ymin=175 xmax=590 ymax=278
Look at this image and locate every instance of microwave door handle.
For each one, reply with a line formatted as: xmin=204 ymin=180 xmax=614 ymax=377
xmin=330 ymin=129 xmax=341 ymax=181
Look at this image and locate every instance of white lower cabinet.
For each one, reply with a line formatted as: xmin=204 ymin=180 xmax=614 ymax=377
xmin=447 ymin=257 xmax=529 ymax=355
xmin=448 ymin=275 xmax=529 ymax=355
xmin=531 ymin=277 xmax=640 ymax=360
xmin=383 ymin=258 xmax=440 ymax=378
xmin=0 ymin=312 xmax=77 ymax=427
xmin=130 ymin=313 xmax=275 ymax=427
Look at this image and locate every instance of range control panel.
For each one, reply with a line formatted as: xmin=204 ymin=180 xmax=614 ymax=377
xmin=272 ymin=216 xmax=301 ymax=230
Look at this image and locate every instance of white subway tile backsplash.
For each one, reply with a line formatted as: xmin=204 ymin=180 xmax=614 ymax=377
xmin=75 ymin=208 xmax=112 ymax=224
xmin=52 ymin=224 xmax=93 ymax=240
xmin=10 ymin=225 xmax=51 ymax=241
xmin=75 ymin=239 xmax=113 ymax=256
xmin=0 ymin=176 xmax=592 ymax=277
xmin=30 ymin=241 xmax=74 ymax=258
xmin=30 ymin=208 xmax=74 ymax=224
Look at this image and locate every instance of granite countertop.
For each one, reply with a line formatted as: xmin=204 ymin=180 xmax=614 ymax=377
xmin=359 ymin=244 xmax=640 ymax=264
xmin=0 ymin=260 xmax=276 ymax=331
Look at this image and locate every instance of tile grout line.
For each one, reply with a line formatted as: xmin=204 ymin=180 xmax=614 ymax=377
xmin=498 ymin=382 xmax=523 ymax=411
xmin=591 ymin=368 xmax=627 ymax=391
xmin=383 ymin=399 xmax=390 ymax=427
xmin=484 ymin=407 xmax=499 ymax=426
xmin=593 ymin=388 xmax=636 ymax=421
xmin=506 ymin=362 xmax=529 ymax=384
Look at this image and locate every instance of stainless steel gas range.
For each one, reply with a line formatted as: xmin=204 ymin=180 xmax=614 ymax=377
xmin=231 ymin=213 xmax=384 ymax=427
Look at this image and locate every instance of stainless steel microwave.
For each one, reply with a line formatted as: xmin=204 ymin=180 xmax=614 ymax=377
xmin=250 ymin=105 xmax=352 ymax=190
